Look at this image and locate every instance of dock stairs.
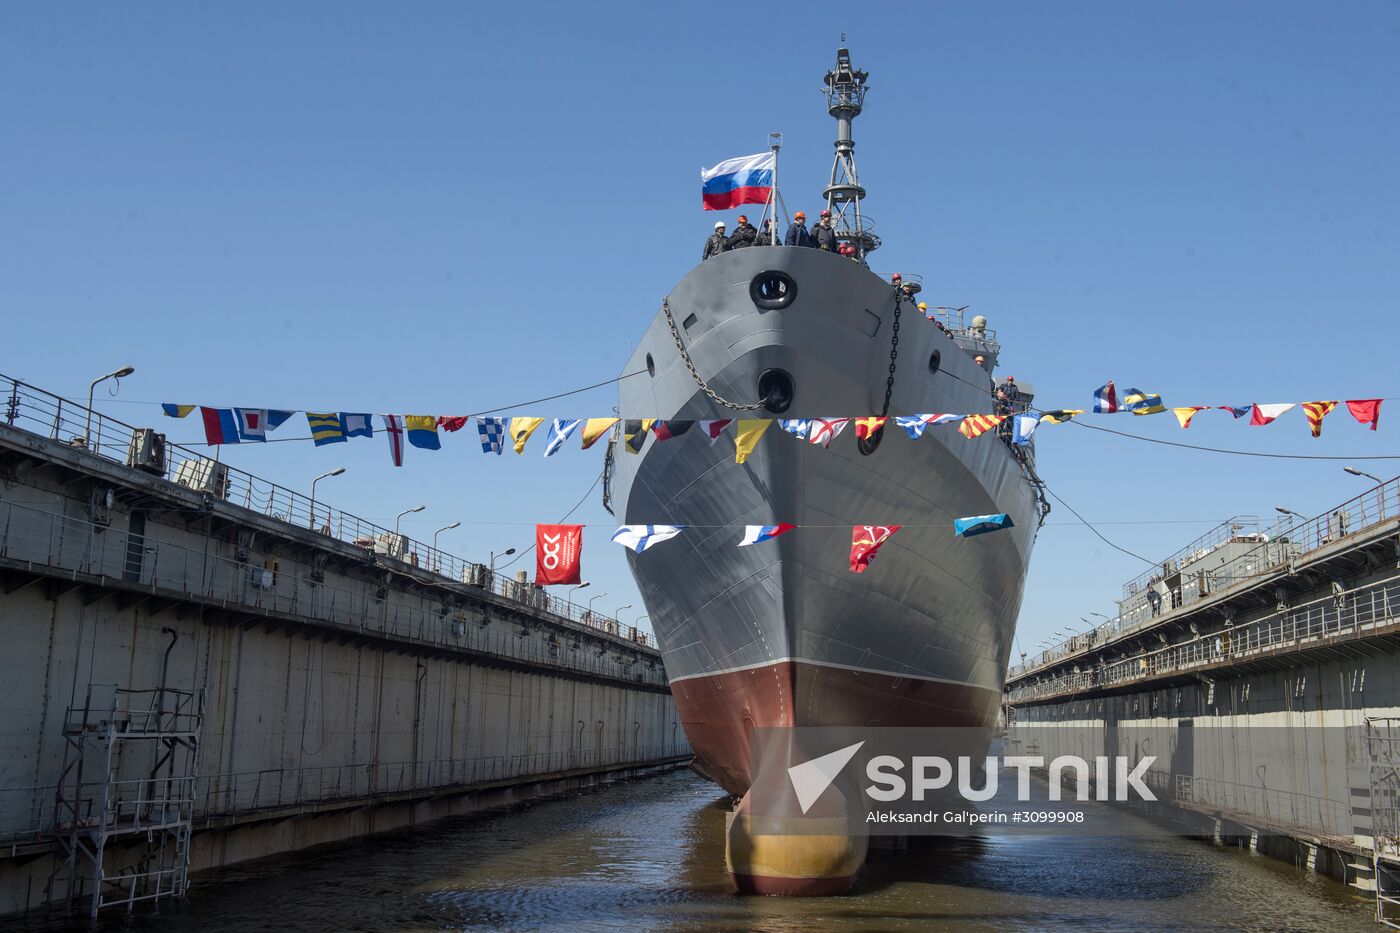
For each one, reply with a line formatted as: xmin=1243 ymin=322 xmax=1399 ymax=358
xmin=45 ymin=683 xmax=204 ymax=920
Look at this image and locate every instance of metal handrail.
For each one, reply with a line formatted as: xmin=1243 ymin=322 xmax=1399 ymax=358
xmin=1012 ymin=479 xmax=1399 ymax=680
xmin=0 ymin=500 xmax=667 ymax=691
xmin=1008 ymin=572 xmax=1400 ymax=702
xmin=0 ymin=746 xmax=687 ymax=844
xmin=1175 ymin=774 xmax=1352 ymax=840
xmin=1 ymin=374 xmax=651 ymax=648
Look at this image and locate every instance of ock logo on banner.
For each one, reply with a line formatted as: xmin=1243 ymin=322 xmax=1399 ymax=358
xmin=534 ymin=524 xmax=583 ymax=586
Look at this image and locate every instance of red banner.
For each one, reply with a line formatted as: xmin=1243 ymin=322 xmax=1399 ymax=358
xmin=535 ymin=524 xmax=583 ymax=585
xmin=849 ymin=525 xmax=901 ymax=574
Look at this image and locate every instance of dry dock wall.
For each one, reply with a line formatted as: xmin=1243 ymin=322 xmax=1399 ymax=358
xmin=1004 ymin=494 xmax=1400 ymax=911
xmin=0 ymin=421 xmax=688 ymax=917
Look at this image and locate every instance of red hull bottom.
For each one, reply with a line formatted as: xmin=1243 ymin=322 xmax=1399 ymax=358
xmin=671 ymin=659 xmax=1002 ymax=796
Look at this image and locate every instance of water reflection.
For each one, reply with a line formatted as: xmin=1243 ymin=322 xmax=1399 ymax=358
xmin=11 ymin=770 xmax=1377 ymax=932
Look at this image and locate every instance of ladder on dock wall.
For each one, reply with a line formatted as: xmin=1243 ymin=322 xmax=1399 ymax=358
xmin=1368 ymin=718 xmax=1400 ymax=927
xmin=45 ymin=684 xmax=204 ymax=920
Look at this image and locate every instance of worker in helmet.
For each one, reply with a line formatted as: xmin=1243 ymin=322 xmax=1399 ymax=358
xmin=727 ymin=214 xmax=758 ymax=250
xmin=813 ymin=209 xmax=837 ymax=251
xmin=784 ymin=211 xmax=816 ymax=247
xmin=703 ymin=221 xmax=729 ymax=260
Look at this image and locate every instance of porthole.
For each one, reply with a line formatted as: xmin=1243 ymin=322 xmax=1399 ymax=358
xmin=928 ymin=349 xmax=941 ymax=374
xmin=750 ymin=270 xmax=797 ymax=310
xmin=646 ymin=353 xmax=655 ymax=376
xmin=758 ymin=369 xmax=794 ymax=414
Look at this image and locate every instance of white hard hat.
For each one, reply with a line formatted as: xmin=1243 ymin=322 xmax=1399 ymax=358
xmin=715 ymin=221 xmax=725 ymax=229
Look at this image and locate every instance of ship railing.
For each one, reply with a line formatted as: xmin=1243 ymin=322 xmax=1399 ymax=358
xmin=0 ymin=374 xmax=651 ymax=650
xmin=0 ymin=499 xmax=668 ymax=689
xmin=1007 ymin=571 xmax=1400 ymax=702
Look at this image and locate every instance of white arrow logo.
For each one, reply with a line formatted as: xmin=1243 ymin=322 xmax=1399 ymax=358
xmin=786 ymin=741 xmax=865 ymax=814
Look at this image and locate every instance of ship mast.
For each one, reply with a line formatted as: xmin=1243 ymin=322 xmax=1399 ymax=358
xmin=823 ymin=43 xmax=879 ymax=259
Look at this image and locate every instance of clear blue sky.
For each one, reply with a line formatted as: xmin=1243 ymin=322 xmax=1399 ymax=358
xmin=4 ymin=2 xmax=1398 ymax=656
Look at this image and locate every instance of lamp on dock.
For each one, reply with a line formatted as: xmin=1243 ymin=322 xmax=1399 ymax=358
xmin=1275 ymin=506 xmax=1304 ymax=520
xmin=309 ymin=467 xmax=346 ymax=528
xmin=395 ymin=504 xmax=425 ymax=535
xmin=1344 ymin=466 xmax=1383 ymax=485
xmin=489 ymin=547 xmax=515 ymax=573
xmin=81 ymin=365 xmax=135 ymax=451
xmin=615 ymin=603 xmax=632 ymax=620
xmin=566 ymin=581 xmax=591 ymax=611
xmin=433 ymin=521 xmax=461 ymax=571
xmin=587 ymin=592 xmax=607 ymax=615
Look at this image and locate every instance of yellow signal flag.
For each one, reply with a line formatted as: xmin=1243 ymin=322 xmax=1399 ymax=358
xmin=734 ymin=419 xmax=772 ymax=464
xmin=1037 ymin=410 xmax=1084 ymax=425
xmin=580 ymin=418 xmax=620 ymax=450
xmin=623 ymin=419 xmax=655 ymax=453
xmin=1171 ymin=406 xmax=1209 ymax=429
xmin=508 ymin=417 xmax=545 ymax=454
xmin=1301 ymin=401 xmax=1338 ymax=438
xmin=958 ymin=414 xmax=1006 ymax=439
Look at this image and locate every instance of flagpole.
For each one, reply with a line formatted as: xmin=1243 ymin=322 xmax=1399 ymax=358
xmin=767 ymin=132 xmax=782 ymax=244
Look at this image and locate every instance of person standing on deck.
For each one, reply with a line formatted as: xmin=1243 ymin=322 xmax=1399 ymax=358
xmin=813 ymin=209 xmax=837 ymax=251
xmin=703 ymin=221 xmax=729 ymax=260
xmin=727 ymin=215 xmax=758 ymax=249
xmin=784 ymin=211 xmax=816 ymax=247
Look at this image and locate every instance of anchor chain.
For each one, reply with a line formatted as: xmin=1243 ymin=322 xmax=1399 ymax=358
xmin=662 ymin=299 xmax=767 ymax=412
xmin=880 ymin=291 xmax=903 ymax=418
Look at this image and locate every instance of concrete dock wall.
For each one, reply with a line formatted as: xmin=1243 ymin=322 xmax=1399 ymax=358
xmin=1004 ymin=490 xmax=1400 ymax=912
xmin=0 ymin=419 xmax=688 ymax=917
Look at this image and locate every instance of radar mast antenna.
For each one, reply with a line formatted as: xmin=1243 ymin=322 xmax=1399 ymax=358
xmin=823 ymin=45 xmax=878 ymax=259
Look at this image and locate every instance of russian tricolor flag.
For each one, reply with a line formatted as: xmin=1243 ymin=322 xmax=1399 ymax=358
xmin=738 ymin=523 xmax=796 ymax=547
xmin=701 ymin=152 xmax=775 ymax=211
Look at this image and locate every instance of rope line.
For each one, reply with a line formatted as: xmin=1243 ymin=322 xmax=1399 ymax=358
xmin=1066 ymin=418 xmax=1400 ymax=461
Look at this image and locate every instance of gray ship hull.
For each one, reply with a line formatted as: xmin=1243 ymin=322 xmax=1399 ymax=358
xmin=613 ymin=245 xmax=1039 ymax=795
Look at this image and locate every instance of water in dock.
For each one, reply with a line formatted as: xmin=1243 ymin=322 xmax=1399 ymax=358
xmin=30 ymin=770 xmax=1376 ymax=932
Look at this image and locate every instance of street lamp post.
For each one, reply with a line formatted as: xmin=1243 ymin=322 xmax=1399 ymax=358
xmin=393 ymin=506 xmax=425 ymax=561
xmin=309 ymin=467 xmax=346 ymax=529
xmin=82 ymin=365 xmax=135 ymax=451
xmin=567 ymin=581 xmax=591 ymax=613
xmin=1344 ymin=466 xmax=1384 ymax=485
xmin=395 ymin=505 xmax=425 ymax=536
xmin=433 ymin=521 xmax=461 ymax=572
xmin=587 ymin=592 xmax=607 ymax=619
xmin=489 ymin=547 xmax=516 ymax=573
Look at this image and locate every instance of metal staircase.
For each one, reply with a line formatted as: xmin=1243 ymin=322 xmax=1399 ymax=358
xmin=1367 ymin=718 xmax=1400 ymax=927
xmin=47 ymin=684 xmax=203 ymax=919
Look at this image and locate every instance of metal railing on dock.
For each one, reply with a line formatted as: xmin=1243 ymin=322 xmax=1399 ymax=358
xmin=0 ymin=746 xmax=685 ymax=848
xmin=0 ymin=499 xmax=665 ymax=690
xmin=1010 ymin=477 xmax=1400 ymax=680
xmin=1 ymin=374 xmax=651 ymax=648
xmin=1008 ymin=572 xmax=1400 ymax=702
